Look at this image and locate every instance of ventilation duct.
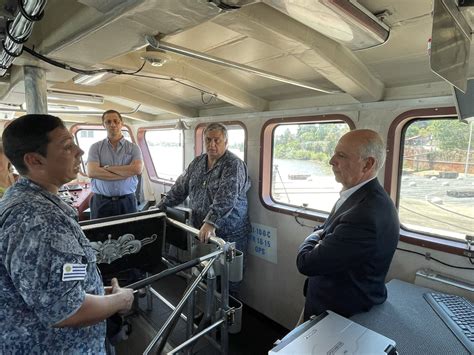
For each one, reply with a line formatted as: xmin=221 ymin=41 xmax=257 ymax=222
xmin=0 ymin=0 xmax=47 ymax=76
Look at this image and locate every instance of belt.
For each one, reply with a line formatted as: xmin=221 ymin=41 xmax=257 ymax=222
xmin=96 ymin=193 xmax=133 ymax=201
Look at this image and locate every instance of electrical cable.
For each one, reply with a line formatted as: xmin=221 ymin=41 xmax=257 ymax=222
xmin=126 ymin=73 xmax=217 ymax=99
xmin=128 ymin=59 xmax=146 ymax=74
xmin=18 ymin=0 xmax=45 ymax=22
xmin=397 ymin=247 xmax=474 ymax=270
xmin=466 ymin=237 xmax=474 ymax=265
xmin=6 ymin=20 xmax=30 ymax=45
xmin=400 ymin=203 xmax=473 ymax=263
xmin=294 ymin=206 xmax=473 ymax=266
xmin=214 ymin=2 xmax=240 ymax=11
xmin=294 ymin=214 xmax=315 ymax=229
xmin=23 ymin=46 xmax=146 ymax=75
xmin=0 ymin=0 xmax=46 ymax=74
xmin=294 ymin=205 xmax=473 ymax=266
xmin=23 ymin=46 xmax=218 ymax=102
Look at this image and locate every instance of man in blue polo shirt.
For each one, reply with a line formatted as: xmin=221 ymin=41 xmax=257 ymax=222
xmin=87 ymin=110 xmax=143 ymax=219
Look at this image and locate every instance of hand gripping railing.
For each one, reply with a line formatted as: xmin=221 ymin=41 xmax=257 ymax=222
xmin=130 ymin=217 xmax=237 ymax=355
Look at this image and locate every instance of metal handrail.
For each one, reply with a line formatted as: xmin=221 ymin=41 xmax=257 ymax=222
xmin=167 ymin=319 xmax=225 ymax=355
xmin=140 ymin=216 xmax=235 ymax=355
xmin=143 ymin=256 xmax=218 ymax=354
xmin=165 ymin=216 xmax=226 ymax=248
xmin=126 ymin=249 xmax=222 ymax=291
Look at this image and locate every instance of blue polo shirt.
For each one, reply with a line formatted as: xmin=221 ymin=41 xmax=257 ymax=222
xmin=88 ymin=137 xmax=142 ymax=196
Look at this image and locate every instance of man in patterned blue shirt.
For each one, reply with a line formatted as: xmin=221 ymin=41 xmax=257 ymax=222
xmin=157 ymin=123 xmax=251 ymax=293
xmin=0 ymin=114 xmax=134 ymax=354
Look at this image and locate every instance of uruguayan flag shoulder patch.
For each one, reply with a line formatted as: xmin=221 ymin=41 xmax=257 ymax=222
xmin=62 ymin=263 xmax=87 ymax=281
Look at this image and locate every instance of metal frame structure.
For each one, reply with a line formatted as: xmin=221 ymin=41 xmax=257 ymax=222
xmin=126 ymin=216 xmax=240 ymax=355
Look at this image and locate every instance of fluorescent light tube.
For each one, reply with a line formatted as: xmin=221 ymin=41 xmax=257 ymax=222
xmin=73 ymin=72 xmax=115 ymax=86
xmin=47 ymin=91 xmax=104 ymax=104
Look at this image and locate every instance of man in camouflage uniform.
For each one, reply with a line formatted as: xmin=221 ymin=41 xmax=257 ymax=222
xmin=157 ymin=122 xmax=251 ymax=296
xmin=0 ymin=114 xmax=134 ymax=353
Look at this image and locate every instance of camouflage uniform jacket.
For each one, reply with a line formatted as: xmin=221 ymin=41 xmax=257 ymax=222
xmin=158 ymin=150 xmax=251 ymax=240
xmin=0 ymin=177 xmax=106 ymax=354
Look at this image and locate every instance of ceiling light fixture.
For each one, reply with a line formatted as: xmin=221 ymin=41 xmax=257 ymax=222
xmin=73 ymin=72 xmax=115 ymax=86
xmin=141 ymin=55 xmax=167 ymax=67
xmin=0 ymin=111 xmax=16 ymax=120
xmin=47 ymin=104 xmax=80 ymax=111
xmin=47 ymin=91 xmax=105 ymax=104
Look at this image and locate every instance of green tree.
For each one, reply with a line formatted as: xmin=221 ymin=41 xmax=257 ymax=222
xmin=274 ymin=123 xmax=349 ymax=161
xmin=275 ymin=128 xmax=293 ymax=145
xmin=428 ymin=120 xmax=470 ymax=150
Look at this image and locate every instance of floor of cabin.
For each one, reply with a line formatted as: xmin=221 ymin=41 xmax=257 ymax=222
xmin=116 ymin=270 xmax=289 ymax=354
xmin=226 ymin=304 xmax=289 ymax=355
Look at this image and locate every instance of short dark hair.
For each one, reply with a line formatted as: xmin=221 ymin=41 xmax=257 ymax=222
xmin=101 ymin=109 xmax=123 ymax=122
xmin=2 ymin=114 xmax=65 ymax=175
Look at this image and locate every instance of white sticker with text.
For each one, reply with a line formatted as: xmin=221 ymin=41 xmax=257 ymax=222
xmin=249 ymin=223 xmax=277 ymax=264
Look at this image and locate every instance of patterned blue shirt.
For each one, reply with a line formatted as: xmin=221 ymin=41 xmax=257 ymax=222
xmin=88 ymin=137 xmax=143 ymax=196
xmin=0 ymin=177 xmax=106 ymax=354
xmin=158 ymin=151 xmax=251 ymax=239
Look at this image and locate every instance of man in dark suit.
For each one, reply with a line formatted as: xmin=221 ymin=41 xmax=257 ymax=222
xmin=296 ymin=129 xmax=399 ymax=321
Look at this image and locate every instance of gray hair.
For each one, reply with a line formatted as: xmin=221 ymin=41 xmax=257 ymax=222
xmin=203 ymin=122 xmax=228 ymax=141
xmin=358 ymin=131 xmax=386 ymax=172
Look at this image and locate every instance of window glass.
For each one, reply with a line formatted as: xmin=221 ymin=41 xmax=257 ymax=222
xmin=399 ymin=118 xmax=474 ymax=240
xmin=145 ymin=129 xmax=184 ymax=181
xmin=272 ymin=122 xmax=350 ymax=212
xmin=75 ymin=128 xmax=131 ymax=170
xmin=227 ymin=127 xmax=245 ymax=161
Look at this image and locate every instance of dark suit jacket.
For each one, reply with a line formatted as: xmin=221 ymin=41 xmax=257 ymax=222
xmin=296 ymin=178 xmax=399 ymax=320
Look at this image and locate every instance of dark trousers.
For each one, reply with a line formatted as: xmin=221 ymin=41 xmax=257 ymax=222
xmin=90 ymin=193 xmax=137 ymax=219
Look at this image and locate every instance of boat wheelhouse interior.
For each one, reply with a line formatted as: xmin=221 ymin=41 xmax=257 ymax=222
xmin=0 ymin=0 xmax=473 ymax=354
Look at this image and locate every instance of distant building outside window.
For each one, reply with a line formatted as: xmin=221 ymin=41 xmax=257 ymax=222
xmin=399 ymin=118 xmax=474 ymax=241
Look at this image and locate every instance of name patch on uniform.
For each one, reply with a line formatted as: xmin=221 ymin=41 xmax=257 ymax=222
xmin=62 ymin=263 xmax=86 ymax=281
